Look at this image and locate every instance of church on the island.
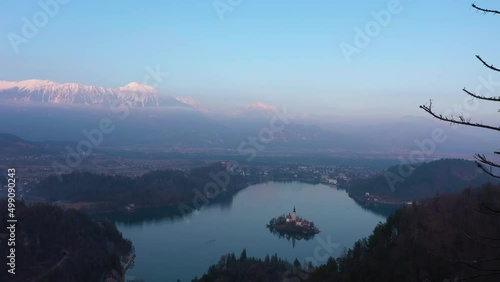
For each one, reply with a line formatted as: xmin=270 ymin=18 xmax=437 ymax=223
xmin=285 ymin=207 xmax=311 ymax=227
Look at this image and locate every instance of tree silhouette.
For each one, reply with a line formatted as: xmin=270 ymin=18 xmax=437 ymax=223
xmin=420 ymin=3 xmax=500 ymax=179
xmin=239 ymin=248 xmax=247 ymax=261
xmin=420 ymin=3 xmax=500 ymax=280
xmin=293 ymin=258 xmax=301 ymax=268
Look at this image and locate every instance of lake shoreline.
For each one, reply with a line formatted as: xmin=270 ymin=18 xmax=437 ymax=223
xmin=114 ymin=181 xmax=388 ymax=282
xmin=53 ymin=178 xmax=406 ymax=218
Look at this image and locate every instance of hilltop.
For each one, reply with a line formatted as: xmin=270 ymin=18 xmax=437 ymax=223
xmin=0 ymin=133 xmax=39 ymax=154
xmin=347 ymin=158 xmax=498 ymax=204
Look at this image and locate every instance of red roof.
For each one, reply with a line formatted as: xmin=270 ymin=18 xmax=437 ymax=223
xmin=296 ymin=219 xmax=303 ymax=222
xmin=286 ymin=215 xmax=292 ymax=219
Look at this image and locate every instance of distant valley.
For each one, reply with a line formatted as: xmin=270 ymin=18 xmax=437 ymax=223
xmin=0 ymin=79 xmax=498 ymax=159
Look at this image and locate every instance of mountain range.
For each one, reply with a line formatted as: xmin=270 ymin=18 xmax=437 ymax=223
xmin=0 ymin=79 xmax=189 ymax=108
xmin=0 ymin=79 xmax=289 ymax=117
xmin=0 ymin=79 xmax=498 ymax=157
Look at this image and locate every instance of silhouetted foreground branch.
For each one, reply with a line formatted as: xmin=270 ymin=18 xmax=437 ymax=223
xmin=463 ymin=231 xmax=500 ymax=247
xmin=473 ymin=155 xmax=500 ymax=179
xmin=479 ymin=202 xmax=500 ymax=215
xmin=463 ymin=88 xmax=500 ymax=102
xmin=461 ymin=271 xmax=500 ymax=281
xmin=419 ymin=101 xmax=500 ymax=132
xmin=472 ymin=4 xmax=500 ymax=15
xmin=420 ymin=101 xmax=500 ymax=179
xmin=428 ymin=251 xmax=500 ymax=280
xmin=476 ymin=55 xmax=500 ymax=72
xmin=418 ymin=4 xmax=500 ymax=279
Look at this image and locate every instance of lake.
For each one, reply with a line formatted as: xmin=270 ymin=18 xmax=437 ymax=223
xmin=112 ymin=181 xmax=389 ymax=282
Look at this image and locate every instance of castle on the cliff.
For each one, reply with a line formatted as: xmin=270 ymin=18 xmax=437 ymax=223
xmin=285 ymin=207 xmax=311 ymax=227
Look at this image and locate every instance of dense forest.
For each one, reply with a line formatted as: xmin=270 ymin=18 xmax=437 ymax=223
xmin=191 ymin=249 xmax=311 ymax=282
xmin=347 ymin=159 xmax=497 ymax=201
xmin=0 ymin=201 xmax=132 ymax=282
xmin=195 ymin=183 xmax=500 ymax=281
xmin=34 ymin=162 xmax=249 ymax=212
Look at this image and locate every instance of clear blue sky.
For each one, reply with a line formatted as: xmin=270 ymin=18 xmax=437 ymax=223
xmin=0 ymin=0 xmax=498 ymax=119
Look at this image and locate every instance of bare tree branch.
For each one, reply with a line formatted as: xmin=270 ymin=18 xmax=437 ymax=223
xmin=460 ymin=271 xmax=500 ymax=281
xmin=419 ymin=4 xmax=500 ymax=280
xmin=420 ymin=101 xmax=500 ymax=179
xmin=428 ymin=251 xmax=500 ymax=265
xmin=479 ymin=202 xmax=500 ymax=215
xmin=463 ymin=231 xmax=500 ymax=247
xmin=475 ymin=154 xmax=500 ymax=170
xmin=428 ymin=251 xmax=500 ymax=272
xmin=419 ymin=101 xmax=500 ymax=132
xmin=463 ymin=88 xmax=500 ymax=102
xmin=476 ymin=233 xmax=500 ymax=242
xmin=474 ymin=161 xmax=500 ymax=179
xmin=474 ymin=154 xmax=500 ymax=179
xmin=476 ymin=55 xmax=500 ymax=72
xmin=472 ymin=4 xmax=500 ymax=15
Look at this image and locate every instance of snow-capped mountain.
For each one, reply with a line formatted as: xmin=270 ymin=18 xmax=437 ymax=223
xmin=175 ymin=96 xmax=208 ymax=112
xmin=232 ymin=102 xmax=281 ymax=117
xmin=0 ymin=79 xmax=189 ymax=108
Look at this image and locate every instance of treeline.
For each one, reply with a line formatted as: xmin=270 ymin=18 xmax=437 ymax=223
xmin=35 ymin=162 xmax=249 ymax=211
xmin=191 ymin=249 xmax=308 ymax=282
xmin=0 ymin=201 xmax=132 ymax=282
xmin=195 ymin=183 xmax=500 ymax=281
xmin=348 ymin=158 xmax=498 ymax=201
xmin=310 ymin=183 xmax=500 ymax=281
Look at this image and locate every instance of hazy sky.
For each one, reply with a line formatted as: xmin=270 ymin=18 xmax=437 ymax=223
xmin=1 ymin=0 xmax=499 ymax=119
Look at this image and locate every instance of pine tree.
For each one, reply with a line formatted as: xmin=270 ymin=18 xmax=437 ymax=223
xmin=293 ymin=258 xmax=301 ymax=268
xmin=239 ymin=249 xmax=247 ymax=261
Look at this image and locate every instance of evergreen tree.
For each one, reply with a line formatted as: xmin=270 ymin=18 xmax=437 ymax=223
xmin=293 ymin=258 xmax=301 ymax=268
xmin=239 ymin=249 xmax=247 ymax=261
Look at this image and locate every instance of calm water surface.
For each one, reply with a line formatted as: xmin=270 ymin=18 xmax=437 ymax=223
xmin=113 ymin=181 xmax=388 ymax=282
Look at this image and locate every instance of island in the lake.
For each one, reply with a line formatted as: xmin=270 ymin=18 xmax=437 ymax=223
xmin=266 ymin=207 xmax=320 ymax=235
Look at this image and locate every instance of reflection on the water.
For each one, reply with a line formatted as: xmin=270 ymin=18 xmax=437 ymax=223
xmin=267 ymin=226 xmax=316 ymax=248
xmin=112 ymin=181 xmax=390 ymax=282
xmin=104 ymin=189 xmax=238 ymax=226
xmin=353 ymin=199 xmax=400 ymax=218
xmin=103 ymin=181 xmax=400 ymax=229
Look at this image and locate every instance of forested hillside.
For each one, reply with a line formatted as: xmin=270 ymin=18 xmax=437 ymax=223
xmin=348 ymin=159 xmax=497 ymax=201
xmin=34 ymin=162 xmax=248 ymax=212
xmin=310 ymin=183 xmax=500 ymax=281
xmin=0 ymin=202 xmax=132 ymax=282
xmin=191 ymin=250 xmax=303 ymax=282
